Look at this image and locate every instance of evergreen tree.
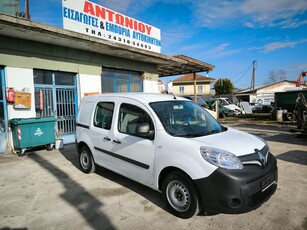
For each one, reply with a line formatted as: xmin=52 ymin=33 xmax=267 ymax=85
xmin=214 ymin=78 xmax=234 ymax=95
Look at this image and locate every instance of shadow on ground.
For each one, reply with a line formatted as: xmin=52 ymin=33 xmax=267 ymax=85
xmin=59 ymin=144 xmax=166 ymax=213
xmin=276 ymin=150 xmax=307 ymax=166
xmin=27 ymin=152 xmax=114 ymax=230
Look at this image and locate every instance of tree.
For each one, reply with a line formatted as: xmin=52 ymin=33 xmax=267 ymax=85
xmin=214 ymin=78 xmax=234 ymax=95
xmin=267 ymin=69 xmax=286 ymax=84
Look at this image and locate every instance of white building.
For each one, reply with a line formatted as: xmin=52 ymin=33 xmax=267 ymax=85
xmin=236 ymin=80 xmax=307 ymax=105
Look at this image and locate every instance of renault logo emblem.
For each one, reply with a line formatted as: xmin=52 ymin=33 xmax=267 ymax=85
xmin=256 ymin=149 xmax=267 ymax=166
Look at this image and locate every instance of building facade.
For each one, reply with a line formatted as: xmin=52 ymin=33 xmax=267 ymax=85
xmin=236 ymin=80 xmax=307 ymax=105
xmin=171 ymin=73 xmax=215 ymax=96
xmin=0 ymin=14 xmax=214 ymax=153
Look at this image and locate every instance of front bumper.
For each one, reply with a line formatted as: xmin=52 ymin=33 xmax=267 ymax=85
xmin=194 ymin=153 xmax=278 ymax=214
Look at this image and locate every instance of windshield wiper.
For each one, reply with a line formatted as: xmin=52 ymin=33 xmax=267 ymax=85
xmin=173 ymin=133 xmax=202 ymax=137
xmin=172 ymin=129 xmax=223 ymax=137
xmin=206 ymin=129 xmax=221 ymax=135
xmin=173 ymin=132 xmax=210 ymax=137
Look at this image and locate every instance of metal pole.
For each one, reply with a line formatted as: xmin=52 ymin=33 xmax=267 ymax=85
xmin=250 ymin=60 xmax=257 ymax=92
xmin=25 ymin=0 xmax=30 ymax=20
xmin=193 ymin=73 xmax=197 ymax=102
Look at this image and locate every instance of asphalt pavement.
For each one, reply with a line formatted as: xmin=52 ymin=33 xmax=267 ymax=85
xmin=0 ymin=122 xmax=306 ymax=230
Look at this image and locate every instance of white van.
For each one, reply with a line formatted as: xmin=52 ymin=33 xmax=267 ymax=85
xmin=76 ymin=93 xmax=277 ymax=218
xmin=217 ymin=98 xmax=242 ymax=115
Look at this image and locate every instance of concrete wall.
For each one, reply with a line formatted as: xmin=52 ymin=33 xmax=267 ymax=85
xmin=0 ymin=35 xmax=160 ymax=104
xmin=79 ymin=74 xmax=102 ymax=97
xmin=143 ymin=80 xmax=159 ymax=93
xmin=5 ymin=67 xmax=36 ymax=119
xmin=0 ymin=36 xmax=158 ymax=75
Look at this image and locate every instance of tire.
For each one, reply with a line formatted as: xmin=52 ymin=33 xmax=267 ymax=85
xmin=219 ymin=112 xmax=225 ymax=118
xmin=17 ymin=149 xmax=26 ymax=156
xmin=46 ymin=144 xmax=54 ymax=151
xmin=162 ymin=171 xmax=200 ymax=219
xmin=79 ymin=146 xmax=96 ymax=173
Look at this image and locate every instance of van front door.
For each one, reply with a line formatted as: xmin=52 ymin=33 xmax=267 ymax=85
xmin=111 ymin=101 xmax=155 ymax=185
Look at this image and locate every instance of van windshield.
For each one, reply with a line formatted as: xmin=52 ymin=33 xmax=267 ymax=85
xmin=219 ymin=98 xmax=230 ymax=105
xmin=150 ymin=101 xmax=224 ymax=137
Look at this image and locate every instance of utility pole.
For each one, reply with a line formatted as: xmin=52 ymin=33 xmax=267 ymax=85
xmin=250 ymin=60 xmax=257 ymax=93
xmin=193 ymin=72 xmax=197 ymax=102
xmin=25 ymin=0 xmax=30 ymax=20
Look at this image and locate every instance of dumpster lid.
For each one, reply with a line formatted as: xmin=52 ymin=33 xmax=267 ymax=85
xmin=9 ymin=117 xmax=57 ymax=125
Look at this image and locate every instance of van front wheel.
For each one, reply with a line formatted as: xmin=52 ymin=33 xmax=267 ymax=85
xmin=79 ymin=146 xmax=96 ymax=174
xmin=162 ymin=172 xmax=200 ymax=219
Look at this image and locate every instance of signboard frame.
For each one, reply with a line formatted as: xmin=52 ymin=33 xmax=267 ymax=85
xmin=62 ymin=0 xmax=161 ymax=53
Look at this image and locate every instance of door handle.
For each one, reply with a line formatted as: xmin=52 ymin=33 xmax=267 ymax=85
xmin=113 ymin=139 xmax=121 ymax=144
xmin=104 ymin=136 xmax=111 ymax=141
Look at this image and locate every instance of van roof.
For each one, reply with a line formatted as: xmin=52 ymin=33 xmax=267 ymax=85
xmin=82 ymin=93 xmax=188 ymax=104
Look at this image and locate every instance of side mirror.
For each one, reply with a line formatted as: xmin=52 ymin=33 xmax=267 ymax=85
xmin=136 ymin=123 xmax=154 ymax=140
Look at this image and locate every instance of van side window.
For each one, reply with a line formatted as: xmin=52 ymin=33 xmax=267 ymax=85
xmin=118 ymin=103 xmax=154 ymax=138
xmin=93 ymin=102 xmax=114 ymax=130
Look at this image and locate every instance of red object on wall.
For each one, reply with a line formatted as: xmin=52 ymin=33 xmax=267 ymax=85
xmin=7 ymin=88 xmax=15 ymax=103
xmin=40 ymin=90 xmax=43 ymax=110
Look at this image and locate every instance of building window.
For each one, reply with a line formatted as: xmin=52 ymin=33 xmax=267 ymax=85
xmin=179 ymin=86 xmax=184 ymax=94
xmin=34 ymin=70 xmax=75 ymax=86
xmin=198 ymin=85 xmax=203 ymax=93
xmin=102 ymin=68 xmax=142 ymax=93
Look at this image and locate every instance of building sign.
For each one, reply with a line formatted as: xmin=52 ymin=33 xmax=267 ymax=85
xmin=62 ymin=0 xmax=161 ymax=53
xmin=13 ymin=91 xmax=31 ymax=109
xmin=0 ymin=0 xmax=20 ymax=16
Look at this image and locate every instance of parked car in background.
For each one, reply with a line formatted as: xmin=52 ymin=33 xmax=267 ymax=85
xmin=203 ymin=98 xmax=234 ymax=118
xmin=250 ymin=103 xmax=273 ymax=113
xmin=217 ymin=98 xmax=242 ymax=115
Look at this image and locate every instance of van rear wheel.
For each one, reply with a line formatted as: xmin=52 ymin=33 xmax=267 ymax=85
xmin=162 ymin=172 xmax=200 ymax=219
xmin=79 ymin=146 xmax=96 ymax=173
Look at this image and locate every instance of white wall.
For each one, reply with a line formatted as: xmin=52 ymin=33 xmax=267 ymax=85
xmin=6 ymin=67 xmax=36 ymax=119
xmin=79 ymin=74 xmax=101 ymax=99
xmin=79 ymin=75 xmax=160 ymax=97
xmin=143 ymin=80 xmax=159 ymax=93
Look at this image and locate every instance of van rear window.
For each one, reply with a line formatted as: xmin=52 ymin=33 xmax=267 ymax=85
xmin=93 ymin=102 xmax=114 ymax=130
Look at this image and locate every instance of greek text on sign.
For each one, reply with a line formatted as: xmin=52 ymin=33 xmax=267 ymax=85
xmin=62 ymin=0 xmax=161 ymax=53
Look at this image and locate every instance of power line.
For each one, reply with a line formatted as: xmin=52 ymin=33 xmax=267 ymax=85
xmin=233 ymin=63 xmax=253 ymax=84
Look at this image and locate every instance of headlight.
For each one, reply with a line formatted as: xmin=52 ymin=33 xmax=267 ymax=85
xmin=200 ymin=147 xmax=243 ymax=170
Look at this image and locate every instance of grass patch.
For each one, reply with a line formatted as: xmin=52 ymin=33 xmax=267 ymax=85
xmin=220 ymin=113 xmax=277 ymax=124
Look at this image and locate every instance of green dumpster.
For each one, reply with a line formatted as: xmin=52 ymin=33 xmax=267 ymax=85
xmin=9 ymin=117 xmax=56 ymax=155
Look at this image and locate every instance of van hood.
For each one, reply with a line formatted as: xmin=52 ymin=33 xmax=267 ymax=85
xmin=194 ymin=127 xmax=266 ymax=157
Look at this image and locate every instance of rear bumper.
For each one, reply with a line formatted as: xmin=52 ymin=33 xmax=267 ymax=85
xmin=194 ymin=153 xmax=278 ymax=214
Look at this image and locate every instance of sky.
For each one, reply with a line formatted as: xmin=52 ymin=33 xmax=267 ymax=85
xmin=19 ymin=0 xmax=307 ymax=89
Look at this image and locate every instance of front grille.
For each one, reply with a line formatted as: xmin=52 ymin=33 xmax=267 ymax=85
xmin=249 ymin=172 xmax=277 ymax=207
xmin=239 ymin=145 xmax=269 ymax=167
xmin=261 ymin=173 xmax=276 ymax=191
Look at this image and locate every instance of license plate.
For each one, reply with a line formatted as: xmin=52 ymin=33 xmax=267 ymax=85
xmin=261 ymin=173 xmax=276 ymax=192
